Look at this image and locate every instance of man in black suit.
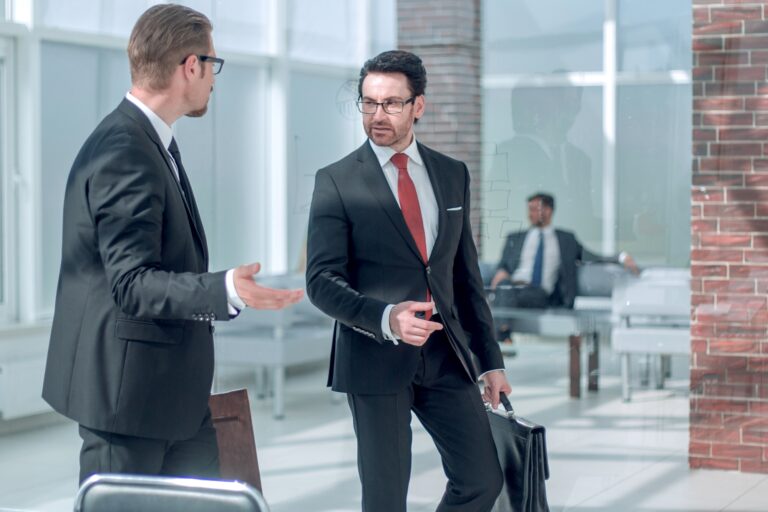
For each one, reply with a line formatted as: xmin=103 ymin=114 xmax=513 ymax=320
xmin=42 ymin=4 xmax=302 ymax=484
xmin=490 ymin=192 xmax=637 ymax=343
xmin=306 ymin=51 xmax=510 ymax=512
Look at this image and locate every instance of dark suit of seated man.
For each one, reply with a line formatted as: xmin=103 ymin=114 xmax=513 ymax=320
xmin=490 ymin=192 xmax=638 ymax=348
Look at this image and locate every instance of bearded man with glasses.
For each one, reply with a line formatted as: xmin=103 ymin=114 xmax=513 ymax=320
xmin=306 ymin=50 xmax=511 ymax=512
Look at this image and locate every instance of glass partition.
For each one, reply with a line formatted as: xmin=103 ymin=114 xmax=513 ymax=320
xmin=484 ymin=0 xmax=604 ymax=75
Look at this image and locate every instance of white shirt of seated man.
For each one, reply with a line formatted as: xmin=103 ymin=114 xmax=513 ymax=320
xmin=511 ymin=225 xmax=561 ymax=295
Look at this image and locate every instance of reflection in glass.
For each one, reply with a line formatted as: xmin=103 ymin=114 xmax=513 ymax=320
xmin=616 ymin=85 xmax=691 ymax=266
xmin=288 ymin=72 xmax=360 ymax=271
xmin=618 ymin=0 xmax=692 ymax=72
xmin=483 ymin=85 xmax=602 ymax=260
xmin=484 ymin=0 xmax=603 ymax=74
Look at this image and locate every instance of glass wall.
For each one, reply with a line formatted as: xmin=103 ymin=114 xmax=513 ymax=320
xmin=287 ymin=72 xmax=361 ymax=271
xmin=482 ymin=0 xmax=691 ymax=267
xmin=0 ymin=53 xmax=5 ymax=316
xmin=3 ymin=0 xmax=390 ymax=321
xmin=40 ymin=43 xmax=129 ymax=311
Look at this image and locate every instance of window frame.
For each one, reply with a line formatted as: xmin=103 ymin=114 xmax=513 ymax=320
xmin=481 ymin=0 xmax=691 ymax=257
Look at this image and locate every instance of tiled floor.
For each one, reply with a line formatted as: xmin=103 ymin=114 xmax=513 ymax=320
xmin=1 ymin=337 xmax=767 ymax=512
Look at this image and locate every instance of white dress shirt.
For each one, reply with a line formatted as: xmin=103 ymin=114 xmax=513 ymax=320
xmin=125 ymin=92 xmax=244 ymax=314
xmin=367 ymin=138 xmax=438 ymax=343
xmin=512 ymin=226 xmax=561 ymax=295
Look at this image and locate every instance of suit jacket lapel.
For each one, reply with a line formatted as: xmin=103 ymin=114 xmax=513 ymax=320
xmin=418 ymin=143 xmax=448 ymax=258
xmin=117 ymin=99 xmax=209 ymax=266
xmin=357 ymin=143 xmax=424 ymax=262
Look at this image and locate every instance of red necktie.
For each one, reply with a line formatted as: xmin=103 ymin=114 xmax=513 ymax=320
xmin=391 ymin=153 xmax=431 ymax=318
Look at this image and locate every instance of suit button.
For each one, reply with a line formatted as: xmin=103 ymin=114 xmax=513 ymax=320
xmin=426 ymin=266 xmax=431 ymax=274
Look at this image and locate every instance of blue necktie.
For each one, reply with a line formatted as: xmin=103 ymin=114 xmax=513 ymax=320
xmin=531 ymin=230 xmax=544 ymax=288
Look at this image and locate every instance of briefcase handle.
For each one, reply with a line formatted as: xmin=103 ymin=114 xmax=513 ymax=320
xmin=499 ymin=392 xmax=515 ymax=417
xmin=485 ymin=392 xmax=517 ymax=419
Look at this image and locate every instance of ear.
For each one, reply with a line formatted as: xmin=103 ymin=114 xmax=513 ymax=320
xmin=180 ymin=54 xmax=200 ymax=79
xmin=413 ymin=95 xmax=426 ymax=120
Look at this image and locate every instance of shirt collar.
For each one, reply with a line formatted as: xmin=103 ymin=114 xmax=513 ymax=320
xmin=125 ymin=92 xmax=174 ymax=151
xmin=368 ymin=136 xmax=424 ymax=169
xmin=531 ymin=225 xmax=555 ymax=235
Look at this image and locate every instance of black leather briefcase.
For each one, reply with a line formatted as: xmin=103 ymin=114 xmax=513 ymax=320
xmin=488 ymin=393 xmax=550 ymax=512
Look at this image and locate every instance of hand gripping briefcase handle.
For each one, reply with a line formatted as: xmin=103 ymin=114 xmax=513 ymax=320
xmin=487 ymin=392 xmax=550 ymax=512
xmin=489 ymin=392 xmax=545 ymax=434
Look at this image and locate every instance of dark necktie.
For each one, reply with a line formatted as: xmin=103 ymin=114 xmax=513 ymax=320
xmin=391 ymin=153 xmax=431 ymax=316
xmin=168 ymin=138 xmax=190 ymax=201
xmin=531 ymin=230 xmax=544 ymax=288
xmin=168 ymin=137 xmax=208 ymax=263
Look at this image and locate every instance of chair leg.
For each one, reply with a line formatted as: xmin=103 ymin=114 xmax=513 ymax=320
xmin=621 ymin=353 xmax=631 ymax=402
xmin=640 ymin=354 xmax=650 ymax=387
xmin=272 ymin=365 xmax=285 ymax=420
xmin=654 ymin=355 xmax=668 ymax=390
xmin=569 ymin=335 xmax=581 ymax=398
xmin=254 ymin=366 xmax=268 ymax=399
xmin=587 ymin=332 xmax=599 ymax=392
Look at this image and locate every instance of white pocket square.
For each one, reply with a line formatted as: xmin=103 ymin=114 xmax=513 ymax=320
xmin=446 ymin=206 xmax=463 ymax=211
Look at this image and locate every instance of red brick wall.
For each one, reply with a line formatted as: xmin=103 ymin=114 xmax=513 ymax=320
xmin=692 ymin=0 xmax=768 ymax=474
xmin=397 ymin=0 xmax=483 ymax=244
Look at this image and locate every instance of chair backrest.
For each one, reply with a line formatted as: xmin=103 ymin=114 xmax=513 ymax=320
xmin=612 ymin=267 xmax=690 ymax=321
xmin=74 ymin=474 xmax=269 ymax=512
xmin=209 ymin=389 xmax=262 ymax=492
xmin=577 ymin=262 xmax=629 ymax=297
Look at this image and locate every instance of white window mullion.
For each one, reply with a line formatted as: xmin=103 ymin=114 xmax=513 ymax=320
xmin=602 ymin=0 xmax=617 ymax=255
xmin=15 ymin=34 xmax=42 ymax=322
xmin=266 ymin=0 xmax=288 ymax=274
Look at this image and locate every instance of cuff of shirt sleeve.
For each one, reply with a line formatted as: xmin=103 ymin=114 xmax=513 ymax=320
xmin=478 ymin=368 xmax=505 ymax=380
xmin=618 ymin=251 xmax=627 ymax=264
xmin=225 ymin=268 xmax=247 ymax=312
xmin=381 ymin=304 xmax=399 ymax=345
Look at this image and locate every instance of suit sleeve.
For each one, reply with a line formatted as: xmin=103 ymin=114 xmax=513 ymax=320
xmin=453 ymin=164 xmax=505 ymax=374
xmin=305 ymin=169 xmax=389 ymax=341
xmin=577 ymin=236 xmax=620 ymax=265
xmin=87 ymin=135 xmax=229 ymax=320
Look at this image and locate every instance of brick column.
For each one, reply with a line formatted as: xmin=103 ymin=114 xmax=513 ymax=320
xmin=397 ymin=0 xmax=483 ymax=243
xmin=691 ymin=0 xmax=768 ymax=474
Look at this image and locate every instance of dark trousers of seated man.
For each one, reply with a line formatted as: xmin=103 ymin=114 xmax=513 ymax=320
xmin=347 ymin=326 xmax=503 ymax=512
xmin=491 ymin=282 xmax=550 ymax=342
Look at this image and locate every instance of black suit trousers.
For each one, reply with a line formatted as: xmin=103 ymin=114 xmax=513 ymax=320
xmin=78 ymin=408 xmax=219 ymax=484
xmin=347 ymin=329 xmax=503 ymax=512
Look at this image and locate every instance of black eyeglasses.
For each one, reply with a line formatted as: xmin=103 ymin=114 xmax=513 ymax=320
xmin=180 ymin=54 xmax=225 ymax=75
xmin=356 ymin=97 xmax=415 ymax=115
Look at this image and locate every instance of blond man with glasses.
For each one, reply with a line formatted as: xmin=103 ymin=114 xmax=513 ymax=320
xmin=43 ymin=4 xmax=302 ymax=483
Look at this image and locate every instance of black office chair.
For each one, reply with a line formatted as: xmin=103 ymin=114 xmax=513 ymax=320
xmin=74 ymin=474 xmax=270 ymax=512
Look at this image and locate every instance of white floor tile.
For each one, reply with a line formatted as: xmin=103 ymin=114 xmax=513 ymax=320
xmin=0 ymin=339 xmax=766 ymax=511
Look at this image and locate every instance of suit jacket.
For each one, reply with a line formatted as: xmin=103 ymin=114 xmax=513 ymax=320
xmin=306 ymin=141 xmax=504 ymax=394
xmin=43 ymin=99 xmax=230 ymax=441
xmin=497 ymin=229 xmax=618 ymax=308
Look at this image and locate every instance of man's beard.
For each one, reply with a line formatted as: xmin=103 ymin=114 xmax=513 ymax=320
xmin=186 ymin=87 xmax=213 ymax=118
xmin=186 ymin=105 xmax=208 ymax=118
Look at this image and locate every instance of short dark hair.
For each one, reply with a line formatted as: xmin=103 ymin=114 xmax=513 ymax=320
xmin=527 ymin=192 xmax=555 ymax=211
xmin=357 ymin=50 xmax=427 ymax=99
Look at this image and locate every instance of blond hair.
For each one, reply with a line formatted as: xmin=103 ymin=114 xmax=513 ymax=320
xmin=127 ymin=4 xmax=212 ymax=90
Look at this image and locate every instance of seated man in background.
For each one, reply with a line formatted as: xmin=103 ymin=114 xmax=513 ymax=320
xmin=490 ymin=192 xmax=639 ymax=348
